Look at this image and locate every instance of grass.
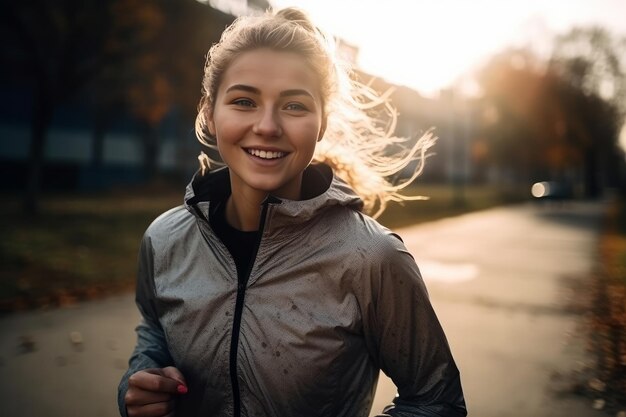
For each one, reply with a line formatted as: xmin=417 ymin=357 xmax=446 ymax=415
xmin=377 ymin=182 xmax=524 ymax=229
xmin=0 ymin=185 xmax=183 ymax=312
xmin=0 ymin=182 xmax=524 ymax=312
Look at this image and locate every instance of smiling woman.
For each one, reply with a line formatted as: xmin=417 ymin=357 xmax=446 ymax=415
xmin=206 ymin=49 xmax=325 ymax=221
xmin=119 ymin=7 xmax=466 ymax=417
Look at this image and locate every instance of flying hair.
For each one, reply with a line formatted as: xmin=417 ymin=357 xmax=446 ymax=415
xmin=195 ymin=7 xmax=436 ymax=218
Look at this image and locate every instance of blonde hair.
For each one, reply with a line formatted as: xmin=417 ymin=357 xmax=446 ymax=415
xmin=195 ymin=7 xmax=435 ymax=217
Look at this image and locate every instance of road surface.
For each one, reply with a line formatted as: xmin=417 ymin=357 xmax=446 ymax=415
xmin=370 ymin=201 xmax=606 ymax=417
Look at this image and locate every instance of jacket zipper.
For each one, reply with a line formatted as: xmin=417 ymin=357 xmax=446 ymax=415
xmin=229 ymin=201 xmax=271 ymax=417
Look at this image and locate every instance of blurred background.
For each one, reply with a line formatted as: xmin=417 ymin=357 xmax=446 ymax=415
xmin=0 ymin=1 xmax=625 ymax=416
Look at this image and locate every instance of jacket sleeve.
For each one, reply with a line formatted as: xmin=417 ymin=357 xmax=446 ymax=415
xmin=364 ymin=232 xmax=467 ymax=417
xmin=117 ymin=233 xmax=175 ymax=417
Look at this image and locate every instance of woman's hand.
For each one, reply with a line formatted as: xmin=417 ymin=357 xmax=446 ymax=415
xmin=125 ymin=366 xmax=188 ymax=417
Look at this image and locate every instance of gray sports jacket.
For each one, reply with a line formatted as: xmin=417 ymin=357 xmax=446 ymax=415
xmin=118 ymin=164 xmax=466 ymax=417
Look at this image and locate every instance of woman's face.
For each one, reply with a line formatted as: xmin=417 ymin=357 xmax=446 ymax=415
xmin=208 ymin=48 xmax=326 ymax=201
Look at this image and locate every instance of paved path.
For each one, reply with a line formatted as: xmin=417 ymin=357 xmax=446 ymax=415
xmin=370 ymin=201 xmax=606 ymax=417
xmin=0 ymin=293 xmax=139 ymax=417
xmin=0 ymin=201 xmax=606 ymax=417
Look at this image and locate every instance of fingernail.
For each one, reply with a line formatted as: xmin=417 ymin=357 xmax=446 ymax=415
xmin=177 ymin=384 xmax=188 ymax=394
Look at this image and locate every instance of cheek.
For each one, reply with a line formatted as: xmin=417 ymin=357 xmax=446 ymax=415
xmin=214 ymin=120 xmax=242 ymax=145
xmin=298 ymin=120 xmax=324 ymax=151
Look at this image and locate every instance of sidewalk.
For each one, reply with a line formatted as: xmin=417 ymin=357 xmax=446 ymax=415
xmin=370 ymin=201 xmax=608 ymax=417
xmin=0 ymin=293 xmax=138 ymax=417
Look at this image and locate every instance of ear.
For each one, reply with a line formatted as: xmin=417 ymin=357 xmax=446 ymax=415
xmin=206 ymin=107 xmax=216 ymax=136
xmin=208 ymin=120 xmax=216 ymax=136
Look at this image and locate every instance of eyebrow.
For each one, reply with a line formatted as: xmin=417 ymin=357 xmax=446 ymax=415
xmin=225 ymin=84 xmax=315 ymax=99
xmin=280 ymin=89 xmax=315 ymax=99
xmin=225 ymin=84 xmax=260 ymax=95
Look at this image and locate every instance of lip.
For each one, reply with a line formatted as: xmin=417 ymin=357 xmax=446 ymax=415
xmin=243 ymin=146 xmax=289 ymax=153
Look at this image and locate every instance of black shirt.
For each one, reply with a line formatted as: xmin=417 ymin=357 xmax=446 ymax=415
xmin=209 ymin=199 xmax=260 ymax=280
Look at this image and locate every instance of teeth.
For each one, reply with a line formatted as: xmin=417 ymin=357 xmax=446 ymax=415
xmin=247 ymin=149 xmax=286 ymax=159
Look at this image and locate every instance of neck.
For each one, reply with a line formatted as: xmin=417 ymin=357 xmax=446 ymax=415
xmin=225 ymin=172 xmax=304 ymax=231
xmin=225 ymin=188 xmax=267 ymax=232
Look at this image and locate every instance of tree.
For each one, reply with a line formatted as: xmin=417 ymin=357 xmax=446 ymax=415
xmin=550 ymin=27 xmax=626 ymax=195
xmin=0 ymin=0 xmax=114 ymax=213
xmin=551 ymin=27 xmax=625 ymax=112
xmin=475 ymin=34 xmax=626 ymax=197
xmin=111 ymin=0 xmax=171 ymax=181
xmin=93 ymin=0 xmax=235 ymax=181
xmin=475 ymin=49 xmax=551 ymax=185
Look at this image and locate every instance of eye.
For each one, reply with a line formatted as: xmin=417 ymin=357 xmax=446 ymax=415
xmin=232 ymin=98 xmax=255 ymax=108
xmin=284 ymin=102 xmax=308 ymax=112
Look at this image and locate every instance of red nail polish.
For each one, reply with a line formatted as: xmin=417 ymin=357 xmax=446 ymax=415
xmin=177 ymin=384 xmax=188 ymax=394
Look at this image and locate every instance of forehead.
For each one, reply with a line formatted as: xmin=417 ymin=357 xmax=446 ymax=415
xmin=219 ymin=49 xmax=320 ymax=95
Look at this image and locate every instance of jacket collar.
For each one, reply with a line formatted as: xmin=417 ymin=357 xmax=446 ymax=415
xmin=184 ymin=163 xmax=363 ymax=228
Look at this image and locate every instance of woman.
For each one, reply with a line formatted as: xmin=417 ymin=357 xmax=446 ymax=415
xmin=119 ymin=7 xmax=466 ymax=417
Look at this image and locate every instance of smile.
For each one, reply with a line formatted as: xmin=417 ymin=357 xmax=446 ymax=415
xmin=245 ymin=148 xmax=287 ymax=160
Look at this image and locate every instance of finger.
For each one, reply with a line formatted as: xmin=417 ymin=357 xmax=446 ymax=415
xmin=127 ymin=400 xmax=175 ymax=417
xmin=128 ymin=371 xmax=180 ymax=394
xmin=161 ymin=366 xmax=186 ymax=386
xmin=124 ymin=388 xmax=171 ymax=406
xmin=162 ymin=366 xmax=188 ymax=393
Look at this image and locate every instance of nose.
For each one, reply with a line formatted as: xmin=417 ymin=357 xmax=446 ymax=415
xmin=253 ymin=108 xmax=282 ymax=138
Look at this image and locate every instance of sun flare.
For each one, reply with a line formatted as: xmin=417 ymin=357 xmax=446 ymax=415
xmin=272 ymin=0 xmax=626 ymax=97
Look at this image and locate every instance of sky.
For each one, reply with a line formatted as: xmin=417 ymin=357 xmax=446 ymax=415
xmin=271 ymin=0 xmax=626 ymax=98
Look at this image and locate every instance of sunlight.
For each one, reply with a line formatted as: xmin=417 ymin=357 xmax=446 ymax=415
xmin=272 ymin=0 xmax=626 ymax=97
xmin=356 ymin=2 xmax=524 ymax=97
xmin=275 ymin=0 xmax=522 ymax=97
